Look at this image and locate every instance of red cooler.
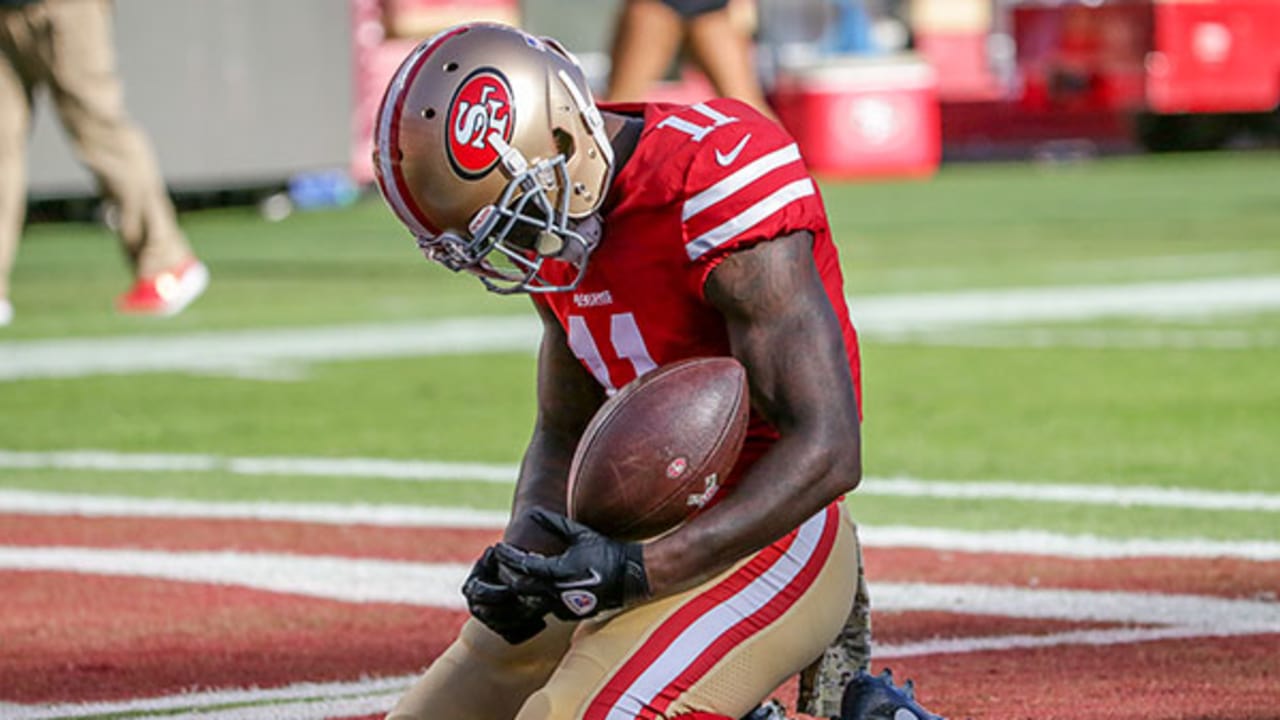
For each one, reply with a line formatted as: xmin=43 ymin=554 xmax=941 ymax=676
xmin=772 ymin=56 xmax=941 ymax=179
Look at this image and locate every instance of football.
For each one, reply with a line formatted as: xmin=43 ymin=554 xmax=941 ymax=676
xmin=567 ymin=356 xmax=750 ymax=541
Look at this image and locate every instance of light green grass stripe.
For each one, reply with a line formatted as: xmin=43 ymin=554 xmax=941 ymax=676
xmin=2 ymin=450 xmax=1276 ymax=510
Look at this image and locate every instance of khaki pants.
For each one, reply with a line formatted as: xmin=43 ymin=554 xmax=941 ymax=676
xmin=0 ymin=0 xmax=190 ymax=299
xmin=389 ymin=505 xmax=872 ymax=720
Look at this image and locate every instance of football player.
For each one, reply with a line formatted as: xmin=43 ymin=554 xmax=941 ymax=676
xmin=373 ymin=22 xmax=942 ymax=720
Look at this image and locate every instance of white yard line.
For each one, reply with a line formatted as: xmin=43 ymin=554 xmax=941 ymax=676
xmin=862 ymin=475 xmax=1280 ymax=512
xmin=2 ymin=545 xmax=1276 ymax=626
xmin=3 ymin=449 xmax=1277 ymax=512
xmin=2 ymin=276 xmax=1277 ymax=380
xmin=0 ymin=545 xmax=471 ymax=608
xmin=850 ymin=275 xmax=1280 ymax=333
xmin=871 ymin=582 xmax=1280 ymax=629
xmin=3 ymin=489 xmax=1279 ymax=561
xmin=0 ymin=316 xmax=541 ymax=381
xmin=0 ymin=449 xmax=518 ymax=483
xmin=857 ymin=526 xmax=1280 ymax=561
xmin=0 ymin=487 xmax=511 ymax=527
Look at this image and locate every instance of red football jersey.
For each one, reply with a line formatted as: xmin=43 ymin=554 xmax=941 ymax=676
xmin=535 ymin=98 xmax=862 ymax=479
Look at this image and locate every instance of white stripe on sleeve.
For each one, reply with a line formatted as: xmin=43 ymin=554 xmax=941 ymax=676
xmin=685 ymin=178 xmax=816 ymax=261
xmin=682 ymin=144 xmax=804 ymax=222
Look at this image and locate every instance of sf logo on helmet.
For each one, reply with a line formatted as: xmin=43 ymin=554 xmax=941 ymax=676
xmin=447 ymin=69 xmax=515 ymax=179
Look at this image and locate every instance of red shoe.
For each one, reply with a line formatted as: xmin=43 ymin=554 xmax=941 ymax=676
xmin=117 ymin=258 xmax=209 ymax=316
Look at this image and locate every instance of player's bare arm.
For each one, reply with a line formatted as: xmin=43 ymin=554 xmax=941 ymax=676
xmin=460 ymin=301 xmax=608 ymax=643
xmin=643 ymin=230 xmax=863 ymax=596
xmin=503 ymin=299 xmax=608 ymax=555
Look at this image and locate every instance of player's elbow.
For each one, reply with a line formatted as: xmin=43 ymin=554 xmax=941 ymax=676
xmin=814 ymin=422 xmax=862 ymax=497
xmin=833 ymin=438 xmax=863 ymax=495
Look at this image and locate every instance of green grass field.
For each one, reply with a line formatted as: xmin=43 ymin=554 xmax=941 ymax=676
xmin=3 ymin=151 xmax=1278 ymax=543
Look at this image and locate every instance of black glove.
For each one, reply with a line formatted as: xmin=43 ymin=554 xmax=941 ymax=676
xmin=492 ymin=508 xmax=651 ymax=621
xmin=461 ymin=546 xmax=551 ymax=644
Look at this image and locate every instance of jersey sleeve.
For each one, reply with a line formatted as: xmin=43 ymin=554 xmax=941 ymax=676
xmin=673 ymin=99 xmax=827 ymax=290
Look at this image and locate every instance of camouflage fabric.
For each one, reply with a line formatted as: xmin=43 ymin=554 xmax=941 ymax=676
xmin=797 ymin=525 xmax=872 ymax=718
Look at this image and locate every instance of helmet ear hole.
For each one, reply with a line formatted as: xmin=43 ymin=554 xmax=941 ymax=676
xmin=552 ymin=128 xmax=576 ymax=160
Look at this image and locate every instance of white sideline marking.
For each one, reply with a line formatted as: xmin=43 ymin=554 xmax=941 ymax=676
xmin=857 ymin=526 xmax=1280 ymax=561
xmin=0 ymin=316 xmax=541 ymax=381
xmin=851 ymin=275 xmax=1280 ymax=333
xmin=0 ymin=449 xmax=517 ymax=483
xmin=3 ymin=449 xmax=1278 ymax=513
xmin=3 ymin=489 xmax=1280 ymax=561
xmin=0 ymin=545 xmax=471 ymax=608
xmin=871 ymin=582 xmax=1280 ymax=629
xmin=2 ymin=276 xmax=1277 ymax=380
xmin=0 ymin=488 xmax=511 ymax=527
xmin=3 ymin=545 xmax=1277 ymax=629
xmin=862 ymin=475 xmax=1280 ymax=512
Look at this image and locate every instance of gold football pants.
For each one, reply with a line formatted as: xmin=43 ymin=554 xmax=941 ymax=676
xmin=389 ymin=504 xmax=866 ymax=720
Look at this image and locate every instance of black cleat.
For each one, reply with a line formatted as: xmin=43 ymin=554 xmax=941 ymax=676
xmin=741 ymin=699 xmax=789 ymax=720
xmin=840 ymin=669 xmax=945 ymax=720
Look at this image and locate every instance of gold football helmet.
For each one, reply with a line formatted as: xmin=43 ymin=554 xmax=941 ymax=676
xmin=373 ymin=23 xmax=615 ymax=293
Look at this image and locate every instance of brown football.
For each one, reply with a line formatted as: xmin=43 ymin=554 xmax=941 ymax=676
xmin=567 ymin=356 xmax=750 ymax=541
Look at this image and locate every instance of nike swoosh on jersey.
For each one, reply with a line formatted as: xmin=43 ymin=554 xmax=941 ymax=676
xmin=714 ymin=133 xmax=752 ymax=166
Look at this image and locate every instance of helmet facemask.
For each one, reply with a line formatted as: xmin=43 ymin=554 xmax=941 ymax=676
xmin=418 ymin=142 xmax=603 ymax=295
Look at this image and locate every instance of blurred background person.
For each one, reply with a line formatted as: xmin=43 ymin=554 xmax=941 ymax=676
xmin=604 ymin=0 xmax=773 ymax=117
xmin=0 ymin=0 xmax=207 ymax=326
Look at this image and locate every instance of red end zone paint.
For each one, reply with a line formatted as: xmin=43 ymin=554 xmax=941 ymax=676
xmin=3 ymin=512 xmax=1277 ymax=719
xmin=866 ymin=547 xmax=1280 ymax=599
xmin=870 ymin=633 xmax=1280 ymax=720
xmin=874 ymin=611 xmax=1131 ymax=643
xmin=0 ymin=571 xmax=464 ymax=703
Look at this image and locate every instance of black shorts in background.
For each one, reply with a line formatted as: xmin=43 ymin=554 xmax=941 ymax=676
xmin=659 ymin=0 xmax=731 ymax=19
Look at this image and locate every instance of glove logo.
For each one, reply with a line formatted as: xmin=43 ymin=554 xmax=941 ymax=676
xmin=560 ymin=589 xmax=599 ymax=616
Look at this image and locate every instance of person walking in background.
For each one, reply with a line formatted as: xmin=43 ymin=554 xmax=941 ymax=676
xmin=0 ymin=0 xmax=207 ymax=326
xmin=605 ymin=0 xmax=773 ymax=118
